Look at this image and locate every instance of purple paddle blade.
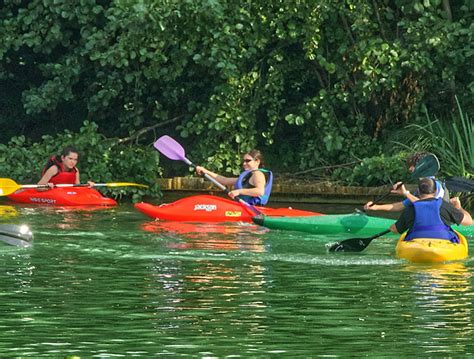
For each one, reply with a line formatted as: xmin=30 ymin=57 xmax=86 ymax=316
xmin=154 ymin=135 xmax=186 ymax=161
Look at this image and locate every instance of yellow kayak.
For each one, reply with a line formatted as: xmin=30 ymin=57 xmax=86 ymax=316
xmin=396 ymin=230 xmax=468 ymax=263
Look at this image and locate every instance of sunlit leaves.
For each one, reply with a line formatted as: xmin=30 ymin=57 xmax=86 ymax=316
xmin=0 ymin=0 xmax=473 ymax=183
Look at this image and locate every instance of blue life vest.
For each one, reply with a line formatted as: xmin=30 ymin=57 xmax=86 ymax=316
xmin=404 ymin=198 xmax=459 ymax=243
xmin=235 ymin=169 xmax=273 ymax=206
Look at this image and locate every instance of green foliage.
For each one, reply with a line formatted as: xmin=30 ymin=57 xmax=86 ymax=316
xmin=396 ymin=97 xmax=473 ymax=179
xmin=332 ymin=153 xmax=409 ymax=186
xmin=1 ymin=0 xmax=473 ymax=178
xmin=0 ymin=121 xmax=161 ymax=202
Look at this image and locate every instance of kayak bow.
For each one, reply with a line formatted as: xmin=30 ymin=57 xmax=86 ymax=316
xmin=396 ymin=231 xmax=468 ymax=263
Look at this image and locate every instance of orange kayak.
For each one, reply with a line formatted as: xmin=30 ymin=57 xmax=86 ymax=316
xmin=135 ymin=195 xmax=321 ymax=222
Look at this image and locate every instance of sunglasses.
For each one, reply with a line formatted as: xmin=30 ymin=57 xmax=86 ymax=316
xmin=242 ymin=159 xmax=253 ymax=163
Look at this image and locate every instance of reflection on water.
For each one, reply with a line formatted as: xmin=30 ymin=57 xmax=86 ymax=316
xmin=0 ymin=205 xmax=19 ymax=219
xmin=398 ymin=262 xmax=473 ymax=354
xmin=0 ymin=202 xmax=473 ymax=356
xmin=142 ymin=220 xmax=267 ymax=253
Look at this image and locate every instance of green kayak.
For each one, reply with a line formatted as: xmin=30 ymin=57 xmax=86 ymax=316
xmin=252 ymin=212 xmax=474 ymax=237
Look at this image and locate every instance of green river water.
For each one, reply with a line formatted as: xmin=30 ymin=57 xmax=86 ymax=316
xmin=1 ymin=201 xmax=473 ymax=357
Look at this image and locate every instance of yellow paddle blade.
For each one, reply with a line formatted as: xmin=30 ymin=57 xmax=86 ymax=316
xmin=102 ymin=182 xmax=149 ymax=188
xmin=0 ymin=178 xmax=22 ymax=196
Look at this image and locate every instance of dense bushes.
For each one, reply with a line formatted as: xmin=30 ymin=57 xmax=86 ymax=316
xmin=1 ymin=1 xmax=473 ymax=184
xmin=0 ymin=122 xmax=161 ymax=201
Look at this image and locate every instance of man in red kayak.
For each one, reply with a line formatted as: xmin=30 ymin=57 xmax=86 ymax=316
xmin=195 ymin=149 xmax=273 ymax=206
xmin=38 ymin=146 xmax=94 ymax=188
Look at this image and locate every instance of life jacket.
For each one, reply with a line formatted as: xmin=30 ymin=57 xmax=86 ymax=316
xmin=234 ymin=169 xmax=273 ymax=206
xmin=404 ymin=198 xmax=459 ymax=243
xmin=41 ymin=156 xmax=77 ymax=185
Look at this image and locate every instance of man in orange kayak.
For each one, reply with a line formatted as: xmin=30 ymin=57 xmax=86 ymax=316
xmin=38 ymin=146 xmax=94 ymax=188
xmin=195 ymin=149 xmax=273 ymax=206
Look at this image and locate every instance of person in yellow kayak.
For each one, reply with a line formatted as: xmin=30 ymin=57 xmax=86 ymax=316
xmin=389 ymin=178 xmax=472 ymax=242
xmin=195 ymin=149 xmax=273 ymax=206
xmin=38 ymin=146 xmax=94 ymax=188
xmin=364 ymin=152 xmax=448 ymax=212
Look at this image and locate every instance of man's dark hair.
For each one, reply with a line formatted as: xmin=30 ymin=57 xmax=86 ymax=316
xmin=419 ymin=177 xmax=436 ymax=195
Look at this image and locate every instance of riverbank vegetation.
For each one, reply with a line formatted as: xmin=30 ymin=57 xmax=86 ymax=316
xmin=0 ymin=1 xmax=472 ymax=200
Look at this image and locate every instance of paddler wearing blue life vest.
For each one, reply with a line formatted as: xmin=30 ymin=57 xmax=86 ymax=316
xmin=389 ymin=178 xmax=472 ymax=242
xmin=195 ymin=149 xmax=273 ymax=206
xmin=364 ymin=152 xmax=448 ymax=212
xmin=38 ymin=146 xmax=95 ymax=189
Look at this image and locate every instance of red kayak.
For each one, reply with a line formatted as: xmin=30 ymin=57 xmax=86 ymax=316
xmin=8 ymin=187 xmax=117 ymax=206
xmin=135 ymin=195 xmax=321 ymax=222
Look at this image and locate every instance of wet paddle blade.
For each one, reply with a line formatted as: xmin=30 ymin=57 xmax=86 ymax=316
xmin=445 ymin=176 xmax=474 ymax=193
xmin=0 ymin=178 xmax=22 ymax=196
xmin=410 ymin=153 xmax=440 ymax=179
xmin=327 ymin=238 xmax=373 ymax=252
xmin=154 ymin=135 xmax=187 ymax=161
xmin=327 ymin=229 xmax=391 ymax=253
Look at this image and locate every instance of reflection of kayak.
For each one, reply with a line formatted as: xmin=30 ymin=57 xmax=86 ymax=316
xmin=396 ymin=231 xmax=468 ymax=263
xmin=252 ymin=212 xmax=395 ymax=236
xmin=142 ymin=221 xmax=247 ymax=235
xmin=134 ymin=195 xmax=321 ymax=222
xmin=141 ymin=221 xmax=266 ymax=252
xmin=253 ymin=212 xmax=474 ymax=237
xmin=0 ymin=205 xmax=19 ymax=218
xmin=8 ymin=188 xmax=117 ymax=206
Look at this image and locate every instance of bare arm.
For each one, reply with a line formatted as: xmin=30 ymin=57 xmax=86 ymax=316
xmin=75 ymin=169 xmax=81 ymax=185
xmin=451 ymin=197 xmax=473 ymax=226
xmin=38 ymin=166 xmax=58 ymax=185
xmin=364 ymin=201 xmax=405 ymax=212
xmin=195 ymin=166 xmax=237 ymax=187
xmin=392 ymin=182 xmax=419 ymax=202
xmin=389 ymin=223 xmax=399 ymax=234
